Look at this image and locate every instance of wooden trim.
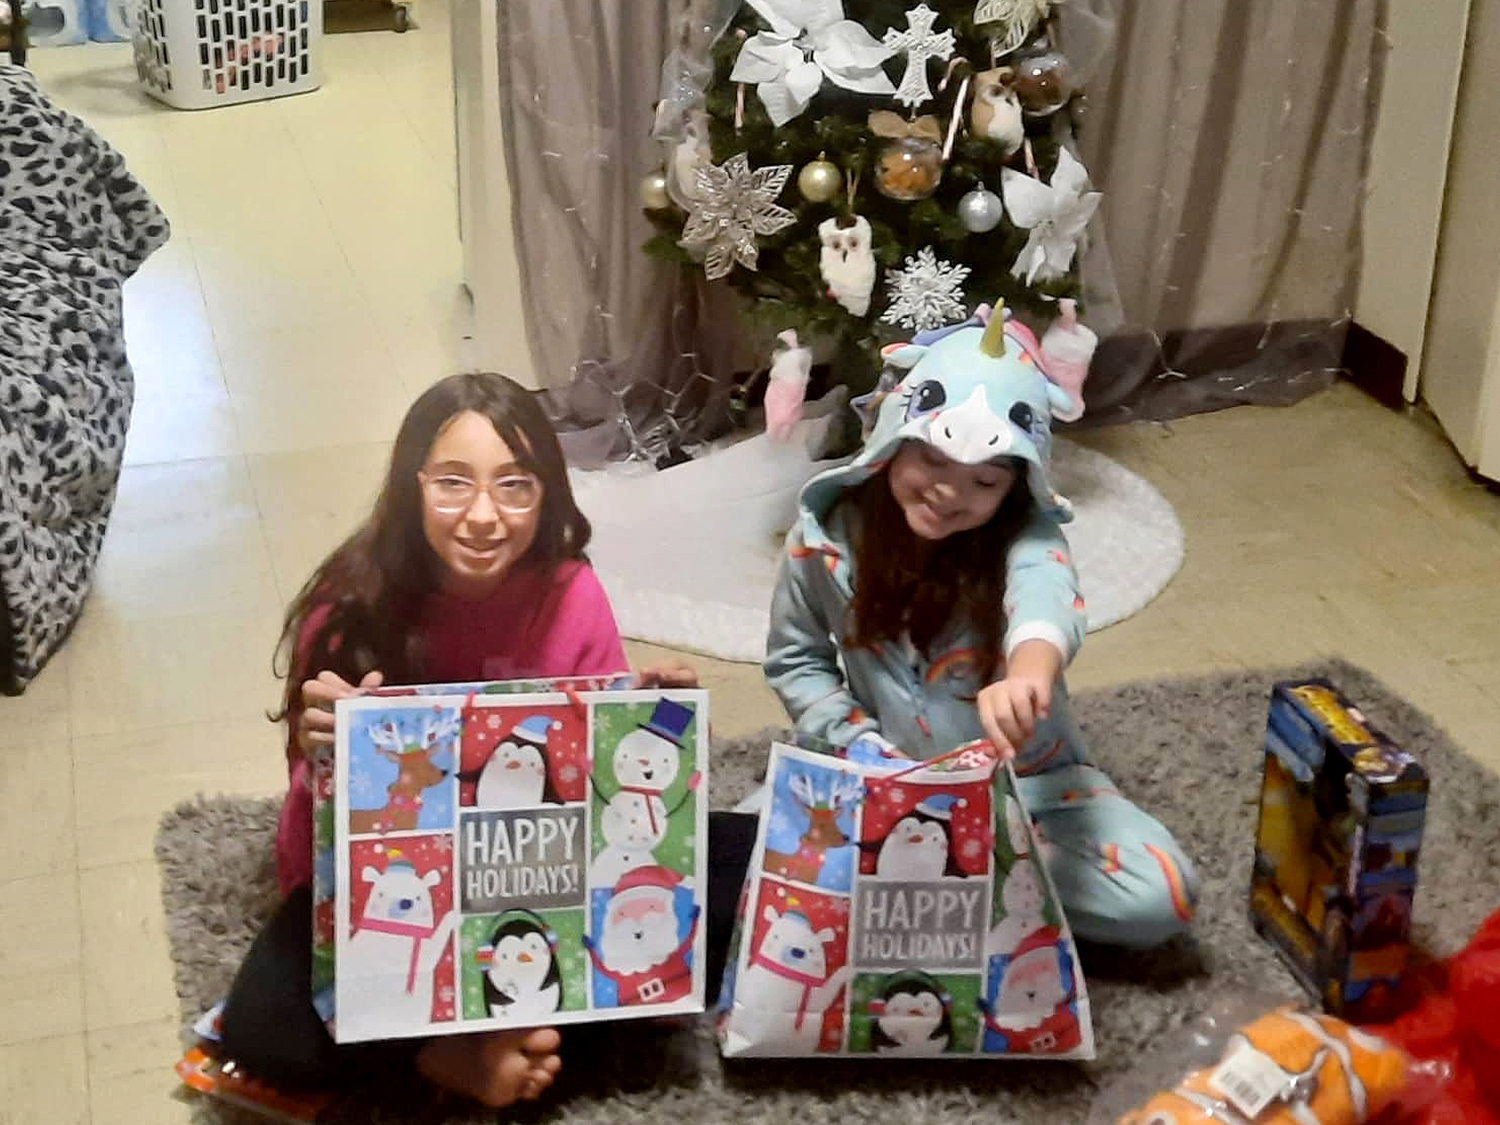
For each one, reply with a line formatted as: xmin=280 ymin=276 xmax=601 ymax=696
xmin=1341 ymin=321 xmax=1409 ymax=411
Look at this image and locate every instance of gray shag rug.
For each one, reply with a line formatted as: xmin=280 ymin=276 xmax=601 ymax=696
xmin=157 ymin=661 xmax=1500 ymax=1124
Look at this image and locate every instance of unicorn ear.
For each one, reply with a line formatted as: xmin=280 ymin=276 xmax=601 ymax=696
xmin=881 ymin=342 xmax=928 ymax=370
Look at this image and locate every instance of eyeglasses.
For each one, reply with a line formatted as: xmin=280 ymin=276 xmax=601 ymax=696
xmin=418 ymin=471 xmax=542 ymax=515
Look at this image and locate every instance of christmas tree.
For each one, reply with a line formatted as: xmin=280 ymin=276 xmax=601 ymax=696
xmin=644 ymin=0 xmax=1103 ymax=398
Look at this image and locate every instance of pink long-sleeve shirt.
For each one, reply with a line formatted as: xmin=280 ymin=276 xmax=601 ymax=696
xmin=274 ymin=560 xmax=628 ymax=893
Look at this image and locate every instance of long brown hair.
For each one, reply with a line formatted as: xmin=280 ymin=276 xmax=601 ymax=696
xmin=271 ymin=373 xmax=591 ymax=721
xmin=843 ymin=460 xmax=1033 ymax=688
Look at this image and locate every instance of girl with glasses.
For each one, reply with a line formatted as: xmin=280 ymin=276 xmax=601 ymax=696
xmin=218 ymin=373 xmax=709 ymax=1110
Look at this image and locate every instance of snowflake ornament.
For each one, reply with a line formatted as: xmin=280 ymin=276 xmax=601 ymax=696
xmin=883 ymin=4 xmax=956 ymax=108
xmin=881 ymin=247 xmax=971 ymax=331
xmin=679 ymin=152 xmax=797 ymax=280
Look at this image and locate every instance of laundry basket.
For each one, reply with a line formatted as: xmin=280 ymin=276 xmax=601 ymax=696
xmin=133 ymin=0 xmax=322 ymax=109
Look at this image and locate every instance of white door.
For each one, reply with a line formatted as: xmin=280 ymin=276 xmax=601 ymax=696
xmin=1355 ymin=0 xmax=1472 ymax=403
xmin=1419 ymin=0 xmax=1500 ymax=482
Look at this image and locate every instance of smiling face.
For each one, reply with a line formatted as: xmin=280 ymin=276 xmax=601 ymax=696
xmin=876 ymin=814 xmax=949 ymax=879
xmin=887 ymin=441 xmax=1017 ymax=541
xmin=599 ymin=889 xmax=680 ymax=973
xmin=360 ymin=864 xmax=438 ymax=929
xmin=999 ymin=948 xmax=1066 ymax=1017
xmin=486 ymin=930 xmax=554 ymax=999
xmin=892 ymin=815 xmax=947 ymax=852
xmin=419 ymin=410 xmax=543 ymax=600
xmin=878 ymin=987 xmax=945 ymax=1046
xmin=491 ymin=739 xmax=545 ymax=782
xmin=612 ymin=729 xmax=680 ymax=789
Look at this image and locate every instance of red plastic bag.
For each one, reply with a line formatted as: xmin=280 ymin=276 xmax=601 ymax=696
xmin=1365 ymin=906 xmax=1500 ymax=1125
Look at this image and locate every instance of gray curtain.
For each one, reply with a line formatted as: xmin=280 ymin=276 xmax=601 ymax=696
xmin=497 ymin=1 xmax=743 ymax=462
xmin=495 ymin=0 xmax=1383 ymax=446
xmin=1073 ymin=0 xmax=1383 ymax=421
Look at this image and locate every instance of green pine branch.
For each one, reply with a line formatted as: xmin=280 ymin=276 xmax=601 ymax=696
xmin=646 ymin=0 xmax=1088 ymax=394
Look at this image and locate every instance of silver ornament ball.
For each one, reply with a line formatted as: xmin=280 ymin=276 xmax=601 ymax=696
xmin=798 ymin=157 xmax=842 ymax=203
xmin=639 ymin=170 xmax=671 ymax=210
xmin=959 ymin=186 xmax=1004 ymax=233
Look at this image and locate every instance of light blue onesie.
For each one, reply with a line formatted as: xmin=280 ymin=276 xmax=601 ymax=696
xmin=765 ymin=312 xmax=1198 ymax=947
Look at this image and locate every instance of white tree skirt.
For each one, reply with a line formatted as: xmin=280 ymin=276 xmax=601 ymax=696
xmin=571 ymin=427 xmax=1183 ymax=664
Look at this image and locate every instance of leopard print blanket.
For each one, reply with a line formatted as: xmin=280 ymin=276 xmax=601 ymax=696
xmin=0 ymin=64 xmax=168 ymax=693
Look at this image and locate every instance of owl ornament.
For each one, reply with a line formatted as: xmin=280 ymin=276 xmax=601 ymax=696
xmin=764 ymin=329 xmax=814 ymax=442
xmin=817 ymin=215 xmax=877 ymax=317
xmin=1114 ymin=1009 xmax=1414 ymax=1125
xmin=971 ymin=67 xmax=1025 ymax=157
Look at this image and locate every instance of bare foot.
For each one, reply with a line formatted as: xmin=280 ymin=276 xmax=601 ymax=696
xmin=416 ymin=1027 xmax=562 ymax=1108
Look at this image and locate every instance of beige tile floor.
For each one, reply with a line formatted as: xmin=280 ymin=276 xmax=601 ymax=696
xmin=4 ymin=10 xmax=1500 ymax=1121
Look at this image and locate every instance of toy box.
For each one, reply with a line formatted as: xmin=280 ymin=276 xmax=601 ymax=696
xmin=1250 ymin=679 xmax=1428 ymax=1021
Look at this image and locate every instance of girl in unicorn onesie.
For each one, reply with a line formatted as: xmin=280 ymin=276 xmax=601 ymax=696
xmin=764 ymin=306 xmax=1199 ymax=947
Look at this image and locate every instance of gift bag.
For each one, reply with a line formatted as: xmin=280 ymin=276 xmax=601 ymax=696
xmin=717 ymin=741 xmax=1094 ymax=1059
xmin=314 ymin=675 xmax=712 ymax=1043
xmin=310 ymin=675 xmax=632 ymax=1027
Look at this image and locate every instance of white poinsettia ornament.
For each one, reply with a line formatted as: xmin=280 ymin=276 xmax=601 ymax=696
xmin=974 ymin=0 xmax=1053 ymax=54
xmin=730 ymin=0 xmax=896 ymax=127
xmin=1000 ymin=147 xmax=1102 ymax=284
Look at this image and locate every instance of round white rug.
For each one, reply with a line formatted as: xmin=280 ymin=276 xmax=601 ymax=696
xmin=572 ymin=425 xmax=1183 ymax=664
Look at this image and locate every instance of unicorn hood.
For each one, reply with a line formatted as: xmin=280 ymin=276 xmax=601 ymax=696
xmin=796 ymin=307 xmax=1078 ymax=541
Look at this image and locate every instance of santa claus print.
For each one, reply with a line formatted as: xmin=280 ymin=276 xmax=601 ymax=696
xmin=978 ymin=926 xmax=1083 ymax=1056
xmin=583 ymin=865 xmax=700 ymax=1008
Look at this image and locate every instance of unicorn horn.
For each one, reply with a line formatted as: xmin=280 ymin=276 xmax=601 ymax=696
xmin=979 ymin=299 xmax=1007 ymax=357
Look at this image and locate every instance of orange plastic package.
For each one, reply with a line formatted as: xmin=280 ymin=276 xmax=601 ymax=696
xmin=1090 ymin=999 xmax=1448 ymax=1125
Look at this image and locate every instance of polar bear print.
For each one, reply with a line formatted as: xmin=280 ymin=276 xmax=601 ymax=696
xmin=340 ymin=861 xmax=456 ymax=1037
xmin=723 ymin=905 xmax=852 ymax=1056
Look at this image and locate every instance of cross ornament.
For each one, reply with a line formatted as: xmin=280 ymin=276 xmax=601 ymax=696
xmin=883 ymin=4 xmax=956 ymax=108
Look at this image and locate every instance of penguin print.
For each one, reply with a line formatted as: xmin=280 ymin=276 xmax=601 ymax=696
xmin=870 ymin=971 xmax=952 ymax=1055
xmin=477 ymin=910 xmax=563 ymax=1021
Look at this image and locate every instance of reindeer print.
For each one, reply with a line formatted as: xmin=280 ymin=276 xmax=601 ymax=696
xmin=763 ymin=771 xmax=862 ymax=889
xmin=350 ymin=711 xmax=460 ymax=835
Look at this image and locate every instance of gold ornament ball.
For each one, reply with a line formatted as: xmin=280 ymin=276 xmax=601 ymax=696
xmin=798 ymin=157 xmax=842 ymax=202
xmin=639 ymin=170 xmax=671 ymax=210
